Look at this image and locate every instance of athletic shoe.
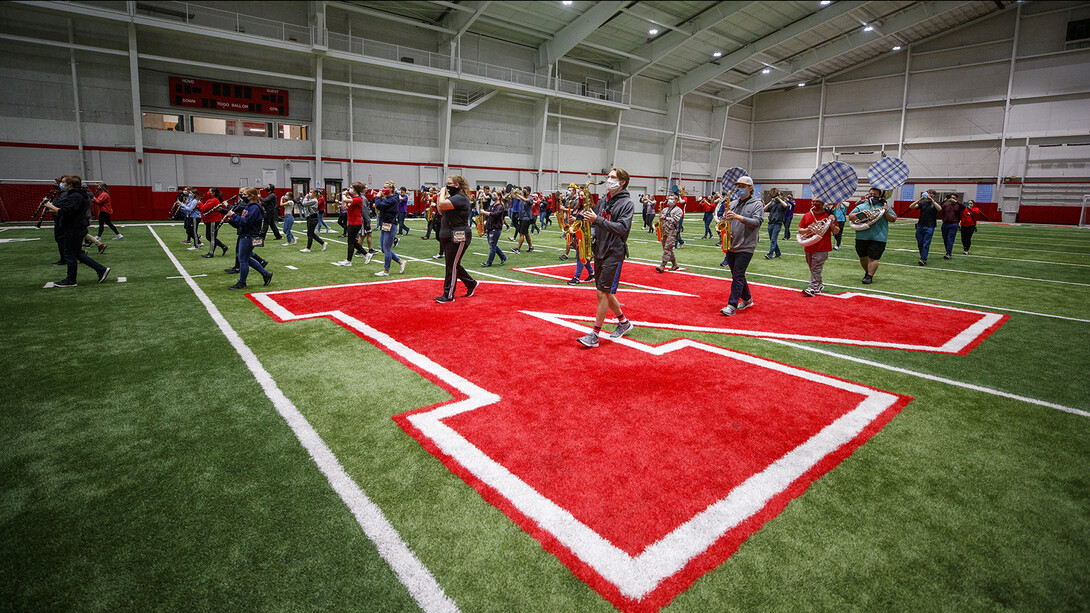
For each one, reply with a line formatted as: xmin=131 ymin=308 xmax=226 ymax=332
xmin=527 ymin=248 xmax=535 ymax=252
xmin=833 ymin=245 xmax=839 ymax=250
xmin=510 ymin=248 xmax=520 ymax=254
xmin=369 ymin=248 xmax=379 ymax=254
xmin=399 ymin=260 xmax=406 ymax=273
xmin=918 ymin=259 xmax=926 ymax=266
xmin=720 ymin=261 xmax=728 ymax=267
xmin=803 ymin=288 xmax=816 ymax=297
xmin=332 ymin=260 xmax=348 ymax=266
xmin=228 ymin=282 xmax=247 ymax=290
xmin=567 ymin=278 xmax=580 ymax=285
xmin=54 ymin=279 xmax=77 ymax=288
xmin=559 ymin=254 xmax=568 ymax=260
xmin=577 ymin=333 xmax=599 ymax=348
xmin=375 ymin=270 xmax=389 ymax=277
xmin=263 ymin=271 xmax=273 ymax=286
xmin=181 ymin=240 xmax=191 ymax=244
xmin=963 ymin=249 xmax=969 ymax=255
xmin=96 ymin=267 xmax=111 ymax=283
xmin=943 ymin=254 xmax=951 ymax=260
xmin=113 ymin=234 xmax=123 ymax=240
xmin=187 ymin=246 xmax=198 ymax=251
xmin=282 ymin=242 xmax=292 ymax=246
xmin=464 ymin=280 xmax=478 ymax=297
xmin=862 ymin=275 xmax=873 ymax=285
xmin=221 ymin=245 xmax=229 ymax=256
xmin=364 ymin=252 xmax=373 ymax=265
xmin=670 ymin=265 xmax=680 ymax=271
xmin=202 ymin=254 xmax=213 ymax=258
xmin=739 ymin=298 xmax=754 ymax=310
xmin=720 ymin=305 xmax=736 ymax=316
xmin=481 ymin=263 xmax=492 ymax=267
xmin=655 ymin=266 xmax=665 ymax=273
xmin=609 ymin=320 xmax=633 ymax=339
xmin=432 ymin=254 xmax=442 ymax=260
xmin=435 ymin=295 xmax=453 ymax=303
xmin=95 ymin=243 xmax=106 ymax=254
xmin=300 ymin=248 xmax=311 ymax=253
xmin=393 ymin=237 xmax=400 ymax=247
xmin=421 ymin=236 xmax=429 ymax=240
xmin=321 ymin=243 xmax=327 ymax=251
xmin=52 ymin=261 xmax=65 ymax=266
xmin=224 ymin=267 xmax=239 ymax=274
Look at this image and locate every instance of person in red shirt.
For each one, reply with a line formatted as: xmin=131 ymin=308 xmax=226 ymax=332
xmin=92 ymin=183 xmax=122 ymax=240
xmin=198 ymin=187 xmax=230 ymax=258
xmin=700 ymin=195 xmax=716 ymax=238
xmin=333 ymin=182 xmax=370 ymax=267
xmin=959 ymin=199 xmax=986 ymax=255
xmin=798 ymin=199 xmax=835 ymax=296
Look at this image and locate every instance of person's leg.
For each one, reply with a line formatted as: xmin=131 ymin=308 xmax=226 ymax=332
xmin=866 ymin=258 xmax=880 ymax=276
xmin=270 ymin=212 xmax=281 ymax=240
xmin=283 ymin=214 xmax=294 ymax=244
xmin=205 ymin=222 xmax=215 ymax=256
xmin=97 ymin=212 xmax=106 ymax=238
xmin=733 ymin=250 xmax=753 ymax=302
xmin=961 ymin=226 xmax=975 ymax=253
xmin=812 ymin=251 xmax=827 ymax=292
xmin=346 ymin=225 xmax=360 ymax=261
xmin=920 ymin=227 xmax=934 ymax=262
xmin=835 ymin=221 xmax=844 ymax=248
xmin=766 ymin=223 xmax=780 ymax=257
xmin=61 ymin=230 xmax=81 ymax=282
xmin=574 ymin=259 xmax=585 ymax=281
xmin=237 ymin=237 xmax=253 ymax=284
xmin=942 ymin=224 xmax=957 ymax=256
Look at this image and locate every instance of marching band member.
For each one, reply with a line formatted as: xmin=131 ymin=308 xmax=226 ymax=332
xmin=260 ymin=184 xmax=282 ymax=242
xmin=798 ymin=199 xmax=834 ymax=296
xmin=763 ymin=188 xmax=789 ymax=259
xmin=280 ymin=191 xmax=298 ymax=246
xmin=199 ymin=187 xmax=229 ymax=258
xmin=509 ymin=188 xmax=535 ymax=253
xmin=434 ymin=175 xmax=477 ymax=302
xmin=909 ymin=189 xmax=941 ymax=266
xmin=397 ymin=187 xmax=411 ymax=236
xmin=940 ymin=193 xmax=964 ymax=260
xmin=298 ymin=189 xmax=326 ymax=253
xmin=960 ymin=199 xmax=985 ymax=255
xmin=832 ymin=200 xmax=847 ymax=250
xmin=92 ymin=183 xmax=122 ymax=240
xmin=700 ymin=194 xmax=716 ymax=239
xmin=226 ymin=188 xmax=269 ymax=274
xmin=374 ymin=181 xmax=405 ymax=277
xmin=421 ymin=187 xmax=440 ymax=241
xmin=43 ymin=175 xmax=110 ymax=287
xmin=655 ymin=193 xmax=684 ymax=273
xmin=333 ymin=183 xmax=370 ymax=267
xmin=481 ymin=192 xmax=507 ymax=268
xmin=719 ymin=176 xmax=763 ymax=316
xmin=225 ymin=186 xmax=272 ymax=290
xmin=782 ymin=192 xmax=796 ymax=239
xmin=848 ymin=187 xmax=896 ymax=284
xmin=576 ymin=168 xmax=634 ymax=348
xmin=180 ymin=189 xmax=204 ymax=250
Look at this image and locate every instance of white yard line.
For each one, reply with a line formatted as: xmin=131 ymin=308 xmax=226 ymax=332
xmin=147 ymin=225 xmax=459 ymax=613
xmin=762 ymin=338 xmax=1090 ymax=420
xmin=627 ymin=257 xmax=1090 ymax=323
xmin=889 ymin=248 xmax=1090 ymax=268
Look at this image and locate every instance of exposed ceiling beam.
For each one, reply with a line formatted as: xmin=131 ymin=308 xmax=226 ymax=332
xmin=440 ymin=0 xmax=492 ymax=39
xmin=580 ymin=40 xmax=649 ymax=63
xmin=722 ymin=1 xmax=975 ymax=104
xmin=670 ymin=0 xmax=866 ymax=96
xmin=537 ymin=0 xmax=625 ymax=68
xmin=618 ymin=2 xmax=756 ymax=79
xmin=328 ymin=1 xmax=455 ymax=34
xmin=430 ymin=0 xmax=476 ymax=13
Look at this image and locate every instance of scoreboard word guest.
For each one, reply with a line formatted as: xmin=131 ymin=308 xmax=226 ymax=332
xmin=169 ymin=76 xmax=288 ymax=116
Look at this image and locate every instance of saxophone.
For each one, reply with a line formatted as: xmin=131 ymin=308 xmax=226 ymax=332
xmin=574 ymin=180 xmax=601 ymax=264
xmin=718 ymin=196 xmax=732 ymax=253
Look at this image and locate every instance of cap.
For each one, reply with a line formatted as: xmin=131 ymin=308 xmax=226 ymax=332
xmin=735 ymin=176 xmax=754 ymax=187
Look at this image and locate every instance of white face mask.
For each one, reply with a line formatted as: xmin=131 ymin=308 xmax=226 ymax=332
xmin=605 ymin=177 xmax=621 ymax=193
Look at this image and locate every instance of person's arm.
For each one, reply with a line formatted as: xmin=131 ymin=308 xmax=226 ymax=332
xmin=437 ymin=187 xmax=453 ymax=210
xmin=587 ymin=199 xmax=633 ymax=237
xmin=737 ymin=201 xmax=763 ymax=228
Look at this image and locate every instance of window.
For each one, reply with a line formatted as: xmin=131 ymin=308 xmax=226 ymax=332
xmin=190 ymin=116 xmax=272 ymax=137
xmin=235 ymin=120 xmax=272 ymax=138
xmin=191 ymin=116 xmax=227 ymax=135
xmin=279 ymin=123 xmax=309 ymax=140
xmin=142 ymin=112 xmax=183 ymax=131
xmin=1067 ymin=18 xmax=1090 ymax=50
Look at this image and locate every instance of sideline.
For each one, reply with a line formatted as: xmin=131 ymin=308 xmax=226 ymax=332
xmin=147 ymin=225 xmax=459 ymax=613
xmin=627 ymin=256 xmax=1090 ymax=323
xmin=763 ymin=338 xmax=1090 ymax=420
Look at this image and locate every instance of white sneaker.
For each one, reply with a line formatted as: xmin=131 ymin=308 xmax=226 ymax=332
xmin=322 ymin=243 xmax=327 ymax=251
xmin=738 ymin=298 xmax=754 ymax=310
xmin=399 ymin=259 xmax=406 ymax=273
xmin=186 ymin=246 xmax=198 ymax=250
xmin=375 ymin=270 xmax=389 ymax=277
xmin=300 ymin=248 xmax=311 ymax=253
xmin=113 ymin=234 xmax=123 ymax=240
xmin=282 ymin=242 xmax=292 ymax=246
xmin=364 ymin=252 xmax=373 ymax=265
xmin=342 ymin=260 xmax=352 ymax=267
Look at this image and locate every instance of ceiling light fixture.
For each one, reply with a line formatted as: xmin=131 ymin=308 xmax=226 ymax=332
xmin=713 ymin=51 xmax=722 ymax=58
xmin=761 ymin=68 xmax=771 ymax=74
xmin=649 ymin=28 xmax=658 ymax=35
xmin=892 ymin=45 xmax=902 ymax=51
xmin=820 ymin=1 xmax=831 ymax=5
xmin=798 ymin=82 xmax=806 ymax=87
xmin=562 ymin=1 xmax=572 ymax=5
xmin=863 ymin=24 xmax=874 ymax=31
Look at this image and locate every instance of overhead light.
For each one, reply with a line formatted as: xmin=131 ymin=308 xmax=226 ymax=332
xmin=761 ymin=68 xmax=771 ymax=74
xmin=713 ymin=51 xmax=722 ymax=58
xmin=562 ymin=0 xmax=572 ymax=4
xmin=892 ymin=45 xmax=902 ymax=51
xmin=820 ymin=1 xmax=831 ymax=5
xmin=863 ymin=24 xmax=874 ymax=31
xmin=798 ymin=82 xmax=806 ymax=87
xmin=649 ymin=28 xmax=658 ymax=35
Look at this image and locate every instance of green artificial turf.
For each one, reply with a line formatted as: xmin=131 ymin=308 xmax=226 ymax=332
xmin=1 ymin=217 xmax=1088 ymax=612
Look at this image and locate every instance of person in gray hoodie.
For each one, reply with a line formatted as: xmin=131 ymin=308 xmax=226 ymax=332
xmin=577 ymin=167 xmax=635 ymax=348
xmin=720 ymin=176 xmax=764 ymax=316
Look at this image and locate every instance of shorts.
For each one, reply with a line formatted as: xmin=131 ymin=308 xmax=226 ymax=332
xmin=595 ymin=256 xmax=624 ymax=294
xmin=855 ymin=238 xmax=886 ymax=260
xmin=362 ymin=218 xmax=372 ymax=234
xmin=518 ymin=219 xmax=532 ymax=235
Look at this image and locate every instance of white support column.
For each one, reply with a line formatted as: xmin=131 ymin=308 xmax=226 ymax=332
xmin=606 ymin=108 xmax=622 ymax=172
xmin=127 ymin=22 xmax=144 ymax=186
xmin=314 ymin=54 xmax=323 ymax=179
xmin=68 ymin=20 xmax=86 ymax=179
xmin=747 ymin=107 xmax=755 ymax=174
xmin=661 ymin=94 xmax=682 ymax=182
xmin=996 ymin=4 xmax=1022 ymax=220
xmin=712 ymin=103 xmax=731 ymax=191
xmin=347 ymin=72 xmax=354 ymax=183
xmin=897 ymin=47 xmax=911 ymax=158
xmin=556 ymin=101 xmax=562 ymax=183
xmin=533 ymin=97 xmax=549 ymax=177
xmin=816 ymin=78 xmax=827 ymax=167
xmin=441 ymin=79 xmax=454 ymax=173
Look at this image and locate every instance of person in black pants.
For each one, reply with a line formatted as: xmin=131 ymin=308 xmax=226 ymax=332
xmin=43 ymin=175 xmax=109 ymax=287
xmin=224 ymin=191 xmax=269 ymax=274
xmin=260 ymin=184 xmax=282 ymax=241
xmin=435 ymin=175 xmax=477 ymax=303
xmin=298 ymin=189 xmax=326 ymax=253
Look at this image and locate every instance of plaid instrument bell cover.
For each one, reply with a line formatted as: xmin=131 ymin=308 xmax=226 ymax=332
xmin=721 ymin=167 xmax=747 ymax=192
xmin=867 ymin=157 xmax=910 ymax=191
xmin=810 ymin=161 xmax=858 ymax=204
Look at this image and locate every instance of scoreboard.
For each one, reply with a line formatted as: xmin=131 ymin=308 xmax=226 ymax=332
xmin=169 ymin=76 xmax=289 ymax=116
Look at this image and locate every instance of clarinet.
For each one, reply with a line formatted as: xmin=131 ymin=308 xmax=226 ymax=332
xmin=34 ymin=186 xmax=60 ymax=228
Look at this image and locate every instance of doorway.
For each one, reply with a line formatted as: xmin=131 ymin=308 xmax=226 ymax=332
xmin=325 ymin=179 xmax=343 ymax=214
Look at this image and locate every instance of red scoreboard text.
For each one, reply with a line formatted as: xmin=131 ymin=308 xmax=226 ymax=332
xmin=169 ymin=76 xmax=288 ymax=116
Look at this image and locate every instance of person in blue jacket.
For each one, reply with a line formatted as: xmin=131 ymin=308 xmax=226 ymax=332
xmin=224 ymin=186 xmax=272 ymax=290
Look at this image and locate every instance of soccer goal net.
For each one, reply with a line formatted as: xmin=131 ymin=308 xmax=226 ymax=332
xmin=0 ymin=179 xmax=102 ymax=224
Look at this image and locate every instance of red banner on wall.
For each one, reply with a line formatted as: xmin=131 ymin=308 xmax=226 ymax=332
xmin=169 ymin=76 xmax=288 ymax=116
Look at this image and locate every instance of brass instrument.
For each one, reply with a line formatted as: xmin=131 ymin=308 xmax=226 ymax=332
xmin=574 ymin=180 xmax=602 ymax=264
xmin=717 ymin=197 xmax=732 ymax=253
xmin=476 ymin=202 xmax=486 ymax=237
xmin=654 ymin=197 xmax=664 ymax=242
xmin=849 ymin=194 xmax=888 ymax=230
xmin=797 ymin=213 xmax=834 ymax=247
xmin=426 ymin=194 xmax=435 ymax=222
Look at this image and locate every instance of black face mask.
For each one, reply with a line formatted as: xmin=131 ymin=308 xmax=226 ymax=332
xmin=447 ymin=186 xmax=459 ymax=194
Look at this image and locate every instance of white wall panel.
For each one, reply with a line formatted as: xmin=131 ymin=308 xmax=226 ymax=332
xmin=1017 ymin=4 xmax=1090 ymax=57
xmin=907 ymin=62 xmax=1009 ymax=106
xmin=915 ymin=10 xmax=1015 ymax=54
xmin=902 ymin=143 xmax=1000 ymax=178
xmin=911 ymin=40 xmax=1011 ymax=72
xmin=724 ymin=118 xmax=751 ymax=150
xmin=754 ymin=117 xmax=817 ymax=150
xmin=1007 ymin=97 xmax=1090 ymax=138
xmin=904 ymin=103 xmax=1004 ymax=141
xmin=826 ymin=52 xmax=904 ymax=84
xmin=752 ymin=150 xmax=815 ymax=180
xmin=822 ymin=111 xmax=899 ymax=147
xmin=825 ymin=75 xmax=903 ymax=115
xmin=753 ymin=86 xmax=821 ymax=122
xmin=1012 ymin=52 xmax=1090 ymax=99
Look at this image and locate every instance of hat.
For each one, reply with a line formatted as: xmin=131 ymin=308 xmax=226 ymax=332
xmin=735 ymin=176 xmax=754 ymax=187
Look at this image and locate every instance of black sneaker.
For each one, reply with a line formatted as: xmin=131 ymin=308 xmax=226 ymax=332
xmin=567 ymin=278 xmax=580 ymax=285
xmin=435 ymin=295 xmax=453 ymax=303
xmin=224 ymin=267 xmax=239 ymax=274
xmin=559 ymin=254 xmax=568 ymax=261
xmin=465 ymin=280 xmax=479 ymax=297
xmin=393 ymin=237 xmax=400 ymax=247
xmin=527 ymin=248 xmax=535 ymax=252
xmin=54 ymin=279 xmax=77 ymax=288
xmin=98 ymin=267 xmax=111 ymax=283
xmin=862 ymin=275 xmax=873 ymax=285
xmin=918 ymin=259 xmax=926 ymax=266
xmin=263 ymin=271 xmax=273 ymax=286
xmin=943 ymin=254 xmax=952 ymax=260
xmin=481 ymin=263 xmax=492 ymax=267
xmin=51 ymin=261 xmax=65 ymax=266
xmin=228 ymin=282 xmax=247 ymax=290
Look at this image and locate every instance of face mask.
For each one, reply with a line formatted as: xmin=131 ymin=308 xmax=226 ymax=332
xmin=667 ymin=199 xmax=677 ymax=207
xmin=605 ymin=178 xmax=621 ymax=192
xmin=59 ymin=183 xmax=68 ymax=191
xmin=447 ymin=185 xmax=459 ymax=194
